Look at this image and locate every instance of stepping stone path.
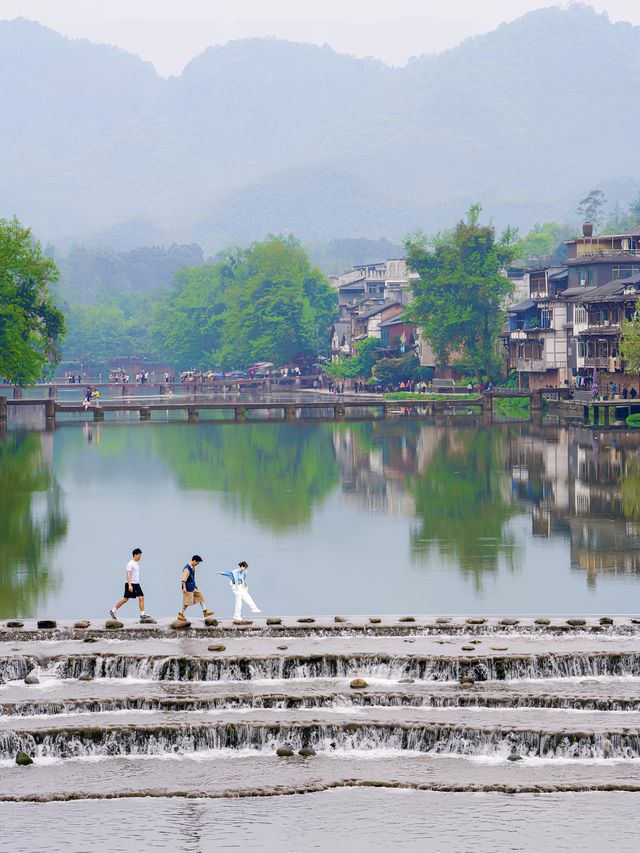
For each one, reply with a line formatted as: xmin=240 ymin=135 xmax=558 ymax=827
xmin=535 ymin=618 xmax=551 ymax=625
xmin=208 ymin=645 xmax=226 ymax=652
xmin=204 ymin=617 xmax=219 ymax=627
xmin=171 ymin=619 xmax=191 ymax=629
xmin=37 ymin=620 xmax=56 ymax=629
xmin=334 ymin=616 xmax=347 ymax=623
xmin=461 ymin=645 xmax=475 ymax=651
xmin=24 ymin=675 xmax=40 ymax=685
xmin=298 ymin=618 xmax=315 ymax=623
xmin=74 ymin=621 xmax=90 ymax=628
xmin=399 ymin=616 xmax=415 ymax=622
xmin=350 ymin=678 xmax=368 ymax=689
xmin=276 ymin=746 xmax=294 ymax=757
xmin=499 ymin=619 xmax=519 ymax=626
xmin=467 ymin=618 xmax=486 ymax=625
xmin=105 ymin=620 xmax=123 ymax=629
xmin=266 ymin=617 xmax=282 ymax=625
xmin=369 ymin=618 xmax=381 ymax=624
xmin=277 ymin=645 xmax=288 ymax=650
xmin=567 ymin=619 xmax=586 ymax=627
xmin=6 ymin=621 xmax=23 ymax=628
xmin=16 ymin=752 xmax=33 ymax=766
xmin=490 ymin=645 xmax=509 ymax=651
xmin=298 ymin=747 xmax=316 ymax=757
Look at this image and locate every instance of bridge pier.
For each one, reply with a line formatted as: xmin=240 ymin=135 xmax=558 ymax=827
xmin=140 ymin=407 xmax=151 ymax=421
xmin=603 ymin=405 xmax=610 ymax=426
xmin=187 ymin=407 xmax=199 ymax=423
xmin=334 ymin=405 xmax=346 ymax=420
xmin=0 ymin=396 xmax=7 ymax=427
xmin=13 ymin=386 xmax=22 ymax=399
xmin=44 ymin=398 xmax=56 ymax=427
xmin=92 ymin=408 xmax=105 ymax=421
xmin=234 ymin=407 xmax=246 ymax=422
xmin=284 ymin=405 xmax=297 ymax=421
xmin=48 ymin=385 xmax=58 ymax=399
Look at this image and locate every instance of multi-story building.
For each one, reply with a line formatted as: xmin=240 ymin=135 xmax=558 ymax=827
xmin=505 ymin=266 xmax=569 ymax=388
xmin=507 ymin=225 xmax=640 ymax=388
xmin=565 ymin=225 xmax=640 ymax=384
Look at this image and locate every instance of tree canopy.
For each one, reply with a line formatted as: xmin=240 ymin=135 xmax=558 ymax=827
xmin=0 ymin=217 xmax=65 ymax=383
xmin=405 ymin=204 xmax=516 ymax=379
xmin=152 ymin=235 xmax=337 ymax=369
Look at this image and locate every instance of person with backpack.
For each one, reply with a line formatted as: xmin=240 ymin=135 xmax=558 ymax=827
xmin=176 ymin=555 xmax=215 ymax=622
xmin=219 ymin=561 xmax=261 ymax=622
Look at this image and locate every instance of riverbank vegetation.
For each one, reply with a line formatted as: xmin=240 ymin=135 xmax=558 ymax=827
xmin=0 ymin=217 xmax=65 ymax=383
xmin=405 ymin=204 xmax=517 ymax=382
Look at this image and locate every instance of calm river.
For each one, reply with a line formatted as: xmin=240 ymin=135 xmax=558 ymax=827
xmin=2 ymin=417 xmax=639 ymax=618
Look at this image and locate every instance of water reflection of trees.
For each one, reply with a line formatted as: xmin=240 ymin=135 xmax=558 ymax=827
xmin=0 ymin=432 xmax=66 ymax=617
xmin=341 ymin=422 xmax=519 ymax=586
xmin=408 ymin=428 xmax=519 ymax=586
xmin=152 ymin=424 xmax=339 ymax=530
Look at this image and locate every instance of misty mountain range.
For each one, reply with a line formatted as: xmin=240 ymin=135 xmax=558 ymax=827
xmin=1 ymin=4 xmax=639 ymax=254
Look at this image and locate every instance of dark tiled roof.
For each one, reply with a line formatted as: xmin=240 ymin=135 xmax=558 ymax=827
xmin=507 ymin=298 xmax=536 ymax=313
xmin=357 ymin=301 xmax=401 ymax=321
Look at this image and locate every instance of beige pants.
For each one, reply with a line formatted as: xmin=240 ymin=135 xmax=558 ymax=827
xmin=182 ymin=589 xmax=204 ymax=608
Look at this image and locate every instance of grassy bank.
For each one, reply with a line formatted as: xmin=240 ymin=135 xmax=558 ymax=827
xmin=492 ymin=397 xmax=531 ymax=418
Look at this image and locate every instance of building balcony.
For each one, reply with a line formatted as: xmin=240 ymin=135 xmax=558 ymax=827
xmin=517 ymin=358 xmax=545 ymax=372
xmin=584 ymin=356 xmax=619 ymax=371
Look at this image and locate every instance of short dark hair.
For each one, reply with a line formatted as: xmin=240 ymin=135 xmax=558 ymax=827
xmin=238 ymin=560 xmax=248 ymax=568
xmin=192 ymin=554 xmax=203 ymax=563
xmin=132 ymin=548 xmax=142 ymax=556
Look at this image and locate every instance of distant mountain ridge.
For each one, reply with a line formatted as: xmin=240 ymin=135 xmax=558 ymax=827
xmin=1 ymin=5 xmax=639 ymax=252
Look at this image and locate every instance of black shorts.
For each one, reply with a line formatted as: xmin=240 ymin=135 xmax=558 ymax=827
xmin=124 ymin=583 xmax=144 ymax=598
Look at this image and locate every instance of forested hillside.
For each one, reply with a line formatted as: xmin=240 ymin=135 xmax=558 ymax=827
xmin=1 ymin=5 xmax=639 ymax=251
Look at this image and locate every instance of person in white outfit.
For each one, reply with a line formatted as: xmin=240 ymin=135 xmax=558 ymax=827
xmin=219 ymin=561 xmax=261 ymax=622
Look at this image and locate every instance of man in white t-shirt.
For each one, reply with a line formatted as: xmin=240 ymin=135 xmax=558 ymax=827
xmin=110 ymin=548 xmax=153 ymax=623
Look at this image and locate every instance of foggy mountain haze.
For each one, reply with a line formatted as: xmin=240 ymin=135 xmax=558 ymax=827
xmin=2 ymin=4 xmax=639 ymax=253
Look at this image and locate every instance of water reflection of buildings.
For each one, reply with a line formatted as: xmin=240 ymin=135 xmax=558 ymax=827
xmin=333 ymin=425 xmax=440 ymax=517
xmin=507 ymin=425 xmax=640 ymax=586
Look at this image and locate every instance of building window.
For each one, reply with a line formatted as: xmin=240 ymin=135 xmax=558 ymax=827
xmin=574 ymin=307 xmax=587 ymax=324
xmin=613 ymin=266 xmax=640 ymax=279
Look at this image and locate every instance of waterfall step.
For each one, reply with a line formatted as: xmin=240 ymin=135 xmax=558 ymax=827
xmin=3 ymin=677 xmax=640 ymax=715
xmin=2 ymin=705 xmax=639 ymax=735
xmin=1 ymin=716 xmax=638 ymax=760
xmin=5 ymin=649 xmax=640 ymax=683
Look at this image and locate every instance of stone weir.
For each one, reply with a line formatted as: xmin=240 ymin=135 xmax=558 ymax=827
xmin=2 ymin=616 xmax=640 ymax=802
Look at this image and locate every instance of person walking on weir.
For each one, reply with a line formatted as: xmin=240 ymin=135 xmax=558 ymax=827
xmin=176 ymin=555 xmax=215 ymax=622
xmin=219 ymin=561 xmax=261 ymax=622
xmin=110 ymin=548 xmax=153 ymax=623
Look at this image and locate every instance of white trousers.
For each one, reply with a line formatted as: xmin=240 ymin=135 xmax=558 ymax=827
xmin=233 ymin=584 xmax=260 ymax=620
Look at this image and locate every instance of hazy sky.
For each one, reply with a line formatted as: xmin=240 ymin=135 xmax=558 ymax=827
xmin=2 ymin=0 xmax=639 ymax=75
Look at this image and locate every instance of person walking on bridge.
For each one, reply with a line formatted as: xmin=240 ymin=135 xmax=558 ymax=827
xmin=176 ymin=555 xmax=215 ymax=622
xmin=219 ymin=561 xmax=261 ymax=622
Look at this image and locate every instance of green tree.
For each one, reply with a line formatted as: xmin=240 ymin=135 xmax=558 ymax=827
xmin=514 ymin=222 xmax=571 ymax=266
xmin=152 ymin=236 xmax=337 ymax=369
xmin=151 ymin=261 xmax=233 ymax=367
xmin=218 ymin=236 xmax=336 ymax=368
xmin=406 ymin=204 xmax=516 ymax=380
xmin=620 ymin=300 xmax=640 ymax=375
xmin=325 ymin=337 xmax=381 ymax=379
xmin=0 ymin=217 xmax=65 ymax=383
xmin=372 ymin=352 xmax=420 ymax=386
